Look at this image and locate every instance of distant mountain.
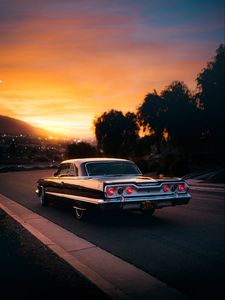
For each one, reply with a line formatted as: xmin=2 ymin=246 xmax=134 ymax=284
xmin=0 ymin=115 xmax=55 ymax=137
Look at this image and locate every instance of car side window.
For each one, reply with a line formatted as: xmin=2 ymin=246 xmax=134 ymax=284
xmin=69 ymin=163 xmax=78 ymax=176
xmin=54 ymin=163 xmax=78 ymax=177
xmin=57 ymin=163 xmax=71 ymax=176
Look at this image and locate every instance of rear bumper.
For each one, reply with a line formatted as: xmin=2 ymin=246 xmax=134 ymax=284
xmin=99 ymin=193 xmax=191 ymax=211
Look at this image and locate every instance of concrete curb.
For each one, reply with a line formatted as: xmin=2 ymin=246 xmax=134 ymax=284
xmin=189 ymin=186 xmax=225 ymax=193
xmin=187 ymin=180 xmax=225 ymax=193
xmin=0 ymin=194 xmax=190 ymax=300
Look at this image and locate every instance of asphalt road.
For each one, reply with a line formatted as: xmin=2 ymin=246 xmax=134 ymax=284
xmin=0 ymin=170 xmax=224 ymax=300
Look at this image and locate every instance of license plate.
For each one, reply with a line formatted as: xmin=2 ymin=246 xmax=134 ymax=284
xmin=142 ymin=201 xmax=155 ymax=209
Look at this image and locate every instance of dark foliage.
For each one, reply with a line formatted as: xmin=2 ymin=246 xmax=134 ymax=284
xmin=66 ymin=142 xmax=97 ymax=159
xmin=137 ymin=81 xmax=202 ymax=153
xmin=137 ymin=92 xmax=166 ymax=153
xmin=94 ymin=110 xmax=139 ymax=157
xmin=161 ymin=81 xmax=201 ymax=151
xmin=196 ymin=44 xmax=225 ymax=152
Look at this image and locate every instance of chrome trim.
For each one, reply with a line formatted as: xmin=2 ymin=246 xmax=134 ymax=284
xmin=104 ymin=193 xmax=191 ymax=203
xmin=46 ymin=191 xmax=104 ymax=204
xmin=104 ymin=181 xmax=189 ymax=197
xmin=46 ymin=191 xmax=191 ymax=206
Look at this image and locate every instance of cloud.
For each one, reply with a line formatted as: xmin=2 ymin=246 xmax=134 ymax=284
xmin=0 ymin=0 xmax=224 ymax=138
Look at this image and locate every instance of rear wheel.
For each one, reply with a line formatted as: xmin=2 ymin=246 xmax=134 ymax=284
xmin=142 ymin=209 xmax=155 ymax=217
xmin=74 ymin=206 xmax=87 ymax=220
xmin=39 ymin=186 xmax=48 ymax=206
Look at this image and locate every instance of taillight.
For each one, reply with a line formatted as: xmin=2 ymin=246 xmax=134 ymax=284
xmin=178 ymin=184 xmax=185 ymax=192
xmin=117 ymin=188 xmax=124 ymax=195
xmin=163 ymin=185 xmax=170 ymax=192
xmin=106 ymin=187 xmax=115 ymax=196
xmin=126 ymin=187 xmax=133 ymax=194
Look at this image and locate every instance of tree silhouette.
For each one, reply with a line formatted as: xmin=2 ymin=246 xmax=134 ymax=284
xmin=66 ymin=142 xmax=97 ymax=159
xmin=161 ymin=81 xmax=201 ymax=150
xmin=94 ymin=110 xmax=139 ymax=157
xmin=137 ymin=83 xmax=201 ymax=152
xmin=196 ymin=44 xmax=225 ymax=149
xmin=92 ymin=44 xmax=224 ymax=167
xmin=137 ymin=91 xmax=166 ymax=153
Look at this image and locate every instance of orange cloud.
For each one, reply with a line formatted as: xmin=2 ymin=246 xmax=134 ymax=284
xmin=0 ymin=0 xmax=223 ymax=138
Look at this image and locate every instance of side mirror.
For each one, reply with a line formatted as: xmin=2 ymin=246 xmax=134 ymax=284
xmin=53 ymin=171 xmax=59 ymax=177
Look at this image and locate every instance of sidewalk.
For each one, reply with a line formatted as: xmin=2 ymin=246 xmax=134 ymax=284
xmin=0 ymin=194 xmax=190 ymax=300
xmin=0 ymin=208 xmax=110 ymax=300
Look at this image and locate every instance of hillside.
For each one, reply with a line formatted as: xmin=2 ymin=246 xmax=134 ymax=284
xmin=0 ymin=115 xmax=54 ymax=137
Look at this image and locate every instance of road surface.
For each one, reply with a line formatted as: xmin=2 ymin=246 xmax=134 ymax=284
xmin=0 ymin=170 xmax=224 ymax=300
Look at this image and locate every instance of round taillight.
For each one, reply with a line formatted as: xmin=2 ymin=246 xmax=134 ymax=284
xmin=178 ymin=184 xmax=185 ymax=192
xmin=126 ymin=187 xmax=133 ymax=194
xmin=171 ymin=185 xmax=177 ymax=192
xmin=106 ymin=187 xmax=115 ymax=196
xmin=163 ymin=185 xmax=170 ymax=192
xmin=117 ymin=188 xmax=124 ymax=195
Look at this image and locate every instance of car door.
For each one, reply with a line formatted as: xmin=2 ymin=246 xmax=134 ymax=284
xmin=53 ymin=163 xmax=85 ymax=203
xmin=45 ymin=163 xmax=72 ymax=201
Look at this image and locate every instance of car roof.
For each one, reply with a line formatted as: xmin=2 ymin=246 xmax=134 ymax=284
xmin=61 ymin=157 xmax=131 ymax=167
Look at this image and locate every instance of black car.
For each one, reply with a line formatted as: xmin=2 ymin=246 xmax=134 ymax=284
xmin=36 ymin=158 xmax=191 ymax=220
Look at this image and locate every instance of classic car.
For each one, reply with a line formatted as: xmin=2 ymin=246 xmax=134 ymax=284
xmin=36 ymin=158 xmax=191 ymax=220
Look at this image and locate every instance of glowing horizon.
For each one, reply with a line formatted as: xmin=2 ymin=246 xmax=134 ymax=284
xmin=0 ymin=0 xmax=224 ymax=139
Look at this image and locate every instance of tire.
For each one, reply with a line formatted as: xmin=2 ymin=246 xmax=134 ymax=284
xmin=142 ymin=209 xmax=155 ymax=217
xmin=39 ymin=186 xmax=48 ymax=206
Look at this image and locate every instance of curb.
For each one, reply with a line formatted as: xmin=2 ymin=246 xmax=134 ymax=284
xmin=0 ymin=194 xmax=190 ymax=300
xmin=189 ymin=186 xmax=225 ymax=193
xmin=0 ymin=195 xmax=126 ymax=300
xmin=187 ymin=180 xmax=225 ymax=193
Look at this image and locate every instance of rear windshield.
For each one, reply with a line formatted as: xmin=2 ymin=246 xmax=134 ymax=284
xmin=85 ymin=161 xmax=141 ymax=176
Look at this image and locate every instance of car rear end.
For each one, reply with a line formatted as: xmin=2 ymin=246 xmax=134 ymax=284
xmin=100 ymin=180 xmax=191 ymax=212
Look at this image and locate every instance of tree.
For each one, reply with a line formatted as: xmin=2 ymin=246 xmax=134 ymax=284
xmin=94 ymin=110 xmax=139 ymax=157
xmin=196 ymin=44 xmax=225 ymax=147
xmin=161 ymin=81 xmax=201 ymax=150
xmin=137 ymin=83 xmax=201 ymax=152
xmin=66 ymin=142 xmax=97 ymax=159
xmin=137 ymin=91 xmax=166 ymax=153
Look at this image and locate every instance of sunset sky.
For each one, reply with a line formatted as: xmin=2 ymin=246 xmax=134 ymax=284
xmin=0 ymin=0 xmax=224 ymax=139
